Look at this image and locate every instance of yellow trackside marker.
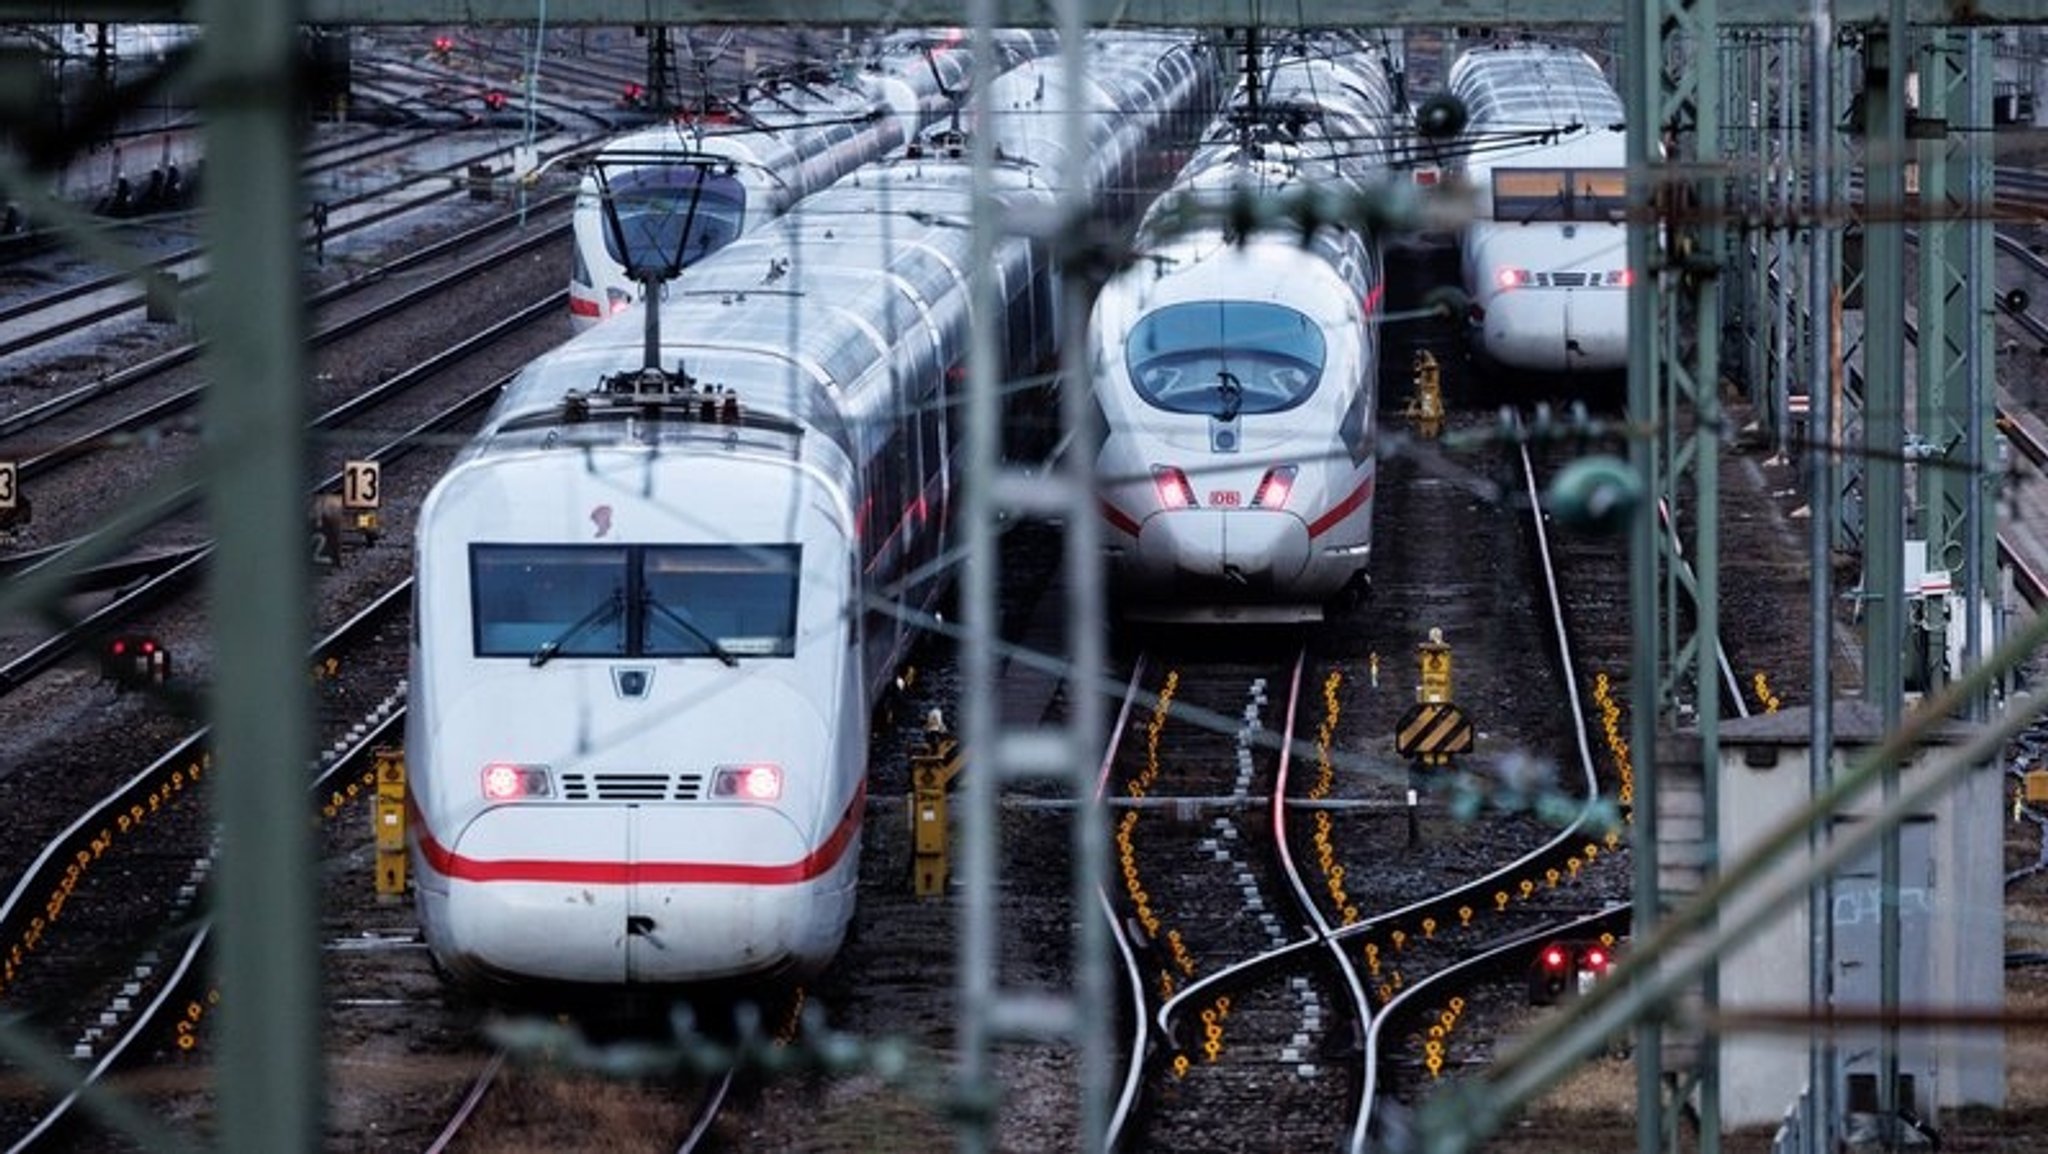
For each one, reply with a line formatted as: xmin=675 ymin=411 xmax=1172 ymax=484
xmin=374 ymin=747 xmax=407 ymax=900
xmin=910 ymin=711 xmax=964 ymax=897
xmin=1406 ymin=350 xmax=1445 ymax=438
xmin=1417 ymin=628 xmax=1452 ymax=704
xmin=2026 ymin=768 xmax=2048 ymax=804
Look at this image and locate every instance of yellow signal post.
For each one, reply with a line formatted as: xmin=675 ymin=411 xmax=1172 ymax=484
xmin=2026 ymin=767 xmax=2048 ymax=804
xmin=373 ymin=747 xmax=407 ymax=901
xmin=1405 ymin=350 xmax=1445 ymax=438
xmin=909 ymin=711 xmax=965 ymax=897
xmin=1417 ymin=627 xmax=1452 ymax=704
xmin=1395 ymin=627 xmax=1472 ymax=823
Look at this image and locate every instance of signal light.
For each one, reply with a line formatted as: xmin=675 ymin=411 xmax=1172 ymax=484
xmin=1529 ymin=938 xmax=1622 ymax=1005
xmin=481 ymin=763 xmax=551 ymax=801
xmin=1152 ymin=466 xmax=1197 ymax=511
xmin=713 ymin=763 xmax=783 ymax=801
xmin=102 ymin=633 xmax=170 ymax=692
xmin=1252 ymin=465 xmax=1297 ymax=509
xmin=484 ymin=89 xmax=508 ymax=112
xmin=622 ymin=81 xmax=645 ymax=106
xmin=432 ymin=34 xmax=454 ymax=56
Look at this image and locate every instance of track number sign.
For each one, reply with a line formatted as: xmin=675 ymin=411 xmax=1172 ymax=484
xmin=343 ymin=460 xmax=381 ymax=510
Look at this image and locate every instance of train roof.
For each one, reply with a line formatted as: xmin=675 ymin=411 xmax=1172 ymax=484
xmin=1135 ymin=36 xmax=1394 ymax=247
xmin=1448 ymin=42 xmax=1626 ymax=131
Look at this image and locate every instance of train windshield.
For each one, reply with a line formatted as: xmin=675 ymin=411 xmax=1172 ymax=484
xmin=600 ymin=165 xmax=748 ymax=279
xmin=1493 ymin=168 xmax=1627 ymax=223
xmin=1126 ymin=301 xmax=1326 ymax=416
xmin=642 ymin=545 xmax=800 ymax=659
xmin=472 ymin=545 xmax=629 ymax=659
xmin=470 ymin=544 xmax=799 ymax=660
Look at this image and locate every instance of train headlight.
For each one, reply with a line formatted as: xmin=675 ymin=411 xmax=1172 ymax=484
xmin=1495 ymin=267 xmax=1532 ymax=290
xmin=1251 ymin=465 xmax=1297 ymax=509
xmin=713 ymin=763 xmax=783 ymax=801
xmin=480 ymin=763 xmax=552 ymax=801
xmin=1151 ymin=466 xmax=1197 ymax=511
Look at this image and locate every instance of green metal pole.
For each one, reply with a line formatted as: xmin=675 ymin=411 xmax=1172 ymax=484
xmin=192 ymin=0 xmax=321 ymax=1150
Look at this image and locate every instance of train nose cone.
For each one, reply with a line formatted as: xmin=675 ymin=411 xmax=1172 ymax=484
xmin=1135 ymin=509 xmax=1310 ymax=590
xmin=1562 ymin=291 xmax=1628 ymax=368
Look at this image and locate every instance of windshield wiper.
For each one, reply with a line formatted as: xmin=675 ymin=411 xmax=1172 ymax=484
xmin=1215 ymin=370 xmax=1243 ymax=422
xmin=530 ymin=590 xmax=624 ymax=667
xmin=1519 ymin=190 xmax=1567 ymax=225
xmin=642 ymin=590 xmax=740 ymax=667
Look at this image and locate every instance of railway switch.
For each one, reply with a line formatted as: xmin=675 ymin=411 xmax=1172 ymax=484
xmin=374 ymin=747 xmax=407 ymax=901
xmin=101 ymin=633 xmax=169 ymax=692
xmin=909 ymin=710 xmax=964 ymax=898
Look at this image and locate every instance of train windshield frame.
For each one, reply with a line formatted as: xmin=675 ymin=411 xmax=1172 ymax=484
xmin=1125 ymin=301 xmax=1326 ymax=417
xmin=600 ymin=165 xmax=749 ymax=279
xmin=1492 ymin=167 xmax=1627 ymax=223
xmin=470 ymin=543 xmax=800 ymax=660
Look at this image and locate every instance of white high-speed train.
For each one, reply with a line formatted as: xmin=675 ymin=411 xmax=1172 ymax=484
xmin=407 ymin=32 xmax=1221 ymax=992
xmin=1445 ymin=41 xmax=1629 ymax=373
xmin=566 ymin=28 xmax=1056 ymax=327
xmin=1092 ymin=32 xmax=1394 ymax=623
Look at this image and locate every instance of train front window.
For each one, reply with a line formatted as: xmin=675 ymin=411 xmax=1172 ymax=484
xmin=472 ymin=545 xmax=629 ymax=658
xmin=1492 ymin=167 xmax=1627 ymax=223
xmin=1126 ymin=301 xmax=1326 ymax=417
xmin=471 ymin=544 xmax=799 ymax=661
xmin=602 ymin=166 xmax=747 ymax=280
xmin=1574 ymin=169 xmax=1628 ymax=221
xmin=641 ymin=545 xmax=800 ymax=658
xmin=1494 ymin=169 xmax=1569 ymax=222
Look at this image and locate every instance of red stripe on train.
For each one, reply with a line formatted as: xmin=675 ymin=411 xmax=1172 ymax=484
xmin=1306 ymin=473 xmax=1375 ymax=539
xmin=410 ymin=782 xmax=864 ymax=886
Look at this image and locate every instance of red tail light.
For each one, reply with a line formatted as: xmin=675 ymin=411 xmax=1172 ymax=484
xmin=1542 ymin=944 xmax=1569 ymax=970
xmin=1584 ymin=947 xmax=1609 ymax=970
xmin=1152 ymin=466 xmax=1197 ymax=510
xmin=1606 ymin=268 xmax=1633 ymax=287
xmin=1252 ymin=465 xmax=1297 ymax=509
xmin=1496 ymin=267 xmax=1531 ymax=290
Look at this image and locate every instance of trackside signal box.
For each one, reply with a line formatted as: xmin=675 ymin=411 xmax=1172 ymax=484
xmin=1529 ymin=937 xmax=1619 ymax=1005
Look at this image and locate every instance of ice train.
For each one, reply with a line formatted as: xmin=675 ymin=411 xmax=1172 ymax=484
xmin=1445 ymin=41 xmax=1630 ymax=373
xmin=1092 ymin=32 xmax=1395 ymax=623
xmin=407 ymin=32 xmax=1221 ymax=991
xmin=566 ymin=28 xmax=1056 ymax=327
